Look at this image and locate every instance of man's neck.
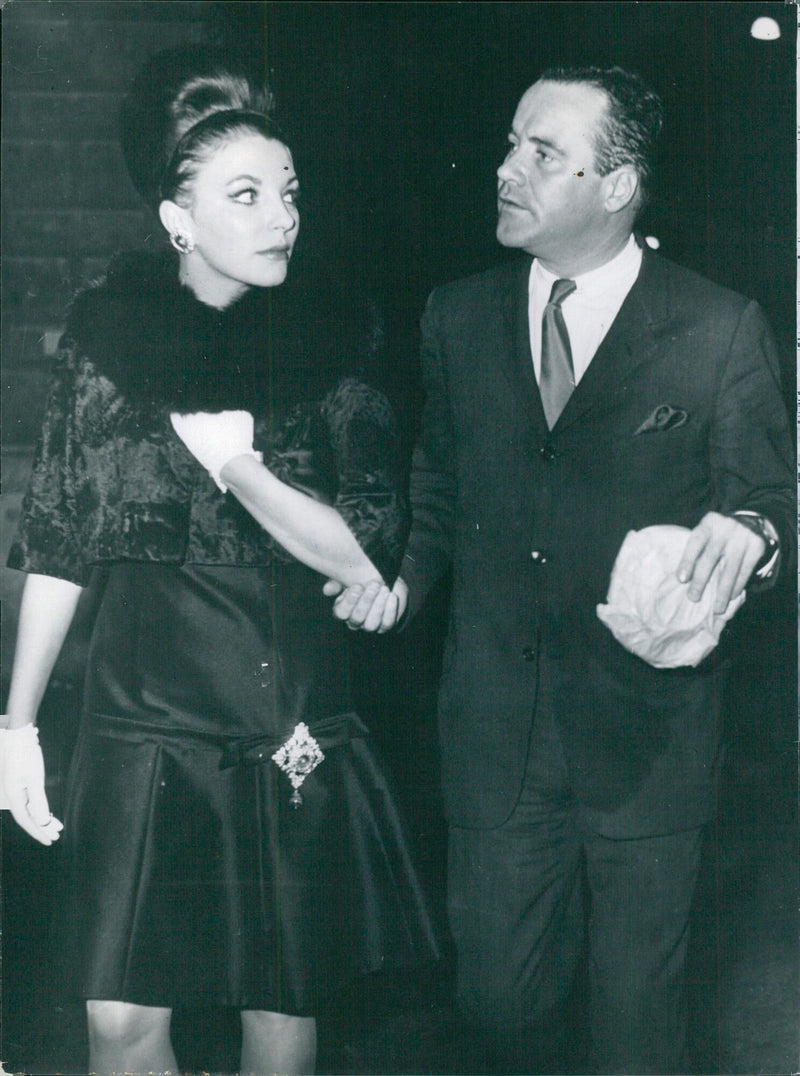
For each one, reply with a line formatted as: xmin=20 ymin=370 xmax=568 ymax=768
xmin=534 ymin=231 xmax=635 ymax=280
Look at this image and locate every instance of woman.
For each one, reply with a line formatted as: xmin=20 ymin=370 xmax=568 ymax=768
xmin=2 ymin=47 xmax=437 ymax=1076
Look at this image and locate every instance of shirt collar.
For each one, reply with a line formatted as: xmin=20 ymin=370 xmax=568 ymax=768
xmin=532 ymin=234 xmax=642 ymax=305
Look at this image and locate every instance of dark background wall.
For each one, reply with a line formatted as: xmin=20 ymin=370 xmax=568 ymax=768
xmin=2 ymin=0 xmax=795 ymax=731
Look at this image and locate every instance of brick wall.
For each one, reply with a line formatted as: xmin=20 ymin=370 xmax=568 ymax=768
xmin=1 ymin=1 xmax=212 ymax=678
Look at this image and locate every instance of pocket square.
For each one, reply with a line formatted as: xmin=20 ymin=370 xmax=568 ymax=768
xmin=634 ymin=404 xmax=689 ymax=435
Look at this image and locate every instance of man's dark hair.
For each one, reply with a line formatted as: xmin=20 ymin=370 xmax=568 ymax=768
xmin=539 ymin=65 xmax=663 ymax=204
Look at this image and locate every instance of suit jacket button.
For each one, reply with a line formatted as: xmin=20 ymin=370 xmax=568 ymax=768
xmin=531 ymin=549 xmax=548 ymax=564
xmin=539 ymin=444 xmax=556 ymax=461
xmin=522 ymin=646 xmax=536 ymax=662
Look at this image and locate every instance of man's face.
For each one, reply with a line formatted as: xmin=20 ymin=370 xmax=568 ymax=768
xmin=496 ymin=80 xmax=616 ymax=272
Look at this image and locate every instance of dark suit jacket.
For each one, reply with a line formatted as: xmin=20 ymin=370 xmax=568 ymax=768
xmin=402 ymin=245 xmax=794 ymax=837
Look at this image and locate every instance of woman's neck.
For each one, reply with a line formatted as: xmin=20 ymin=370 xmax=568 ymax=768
xmin=178 ymin=256 xmax=251 ymax=310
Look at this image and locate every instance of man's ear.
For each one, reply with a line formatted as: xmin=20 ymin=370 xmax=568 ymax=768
xmin=158 ymin=199 xmax=193 ymax=241
xmin=604 ymin=167 xmax=640 ymax=214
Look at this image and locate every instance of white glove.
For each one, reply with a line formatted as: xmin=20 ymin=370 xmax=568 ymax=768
xmin=170 ymin=411 xmax=263 ymax=492
xmin=0 ymin=723 xmax=63 ymax=846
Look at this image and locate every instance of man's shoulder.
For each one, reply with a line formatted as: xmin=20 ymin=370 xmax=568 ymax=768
xmin=642 ymin=248 xmax=757 ymax=322
xmin=427 ymin=256 xmax=528 ymax=309
xmin=424 ymin=248 xmax=763 ymax=331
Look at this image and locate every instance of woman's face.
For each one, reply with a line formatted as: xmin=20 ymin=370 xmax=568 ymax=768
xmin=166 ymin=133 xmax=300 ymax=308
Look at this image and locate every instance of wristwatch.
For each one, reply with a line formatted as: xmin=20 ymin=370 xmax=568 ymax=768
xmin=732 ymin=512 xmax=779 ymax=574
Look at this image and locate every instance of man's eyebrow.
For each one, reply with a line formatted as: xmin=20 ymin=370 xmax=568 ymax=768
xmin=527 ymin=135 xmax=562 ymax=155
xmin=506 ymin=131 xmax=563 ymax=155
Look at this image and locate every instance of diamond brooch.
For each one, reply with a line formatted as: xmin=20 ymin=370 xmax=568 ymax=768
xmin=271 ymin=722 xmax=325 ymax=807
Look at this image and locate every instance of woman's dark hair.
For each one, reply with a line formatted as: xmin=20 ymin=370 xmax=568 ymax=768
xmin=119 ymin=46 xmax=281 ymax=209
xmin=539 ymin=64 xmax=663 ymax=207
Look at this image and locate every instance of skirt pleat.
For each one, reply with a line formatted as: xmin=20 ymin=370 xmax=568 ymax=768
xmin=56 ymin=712 xmax=440 ymax=1013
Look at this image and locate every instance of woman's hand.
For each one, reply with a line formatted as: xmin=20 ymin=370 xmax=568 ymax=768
xmin=0 ymin=723 xmax=63 ymax=846
xmin=170 ymin=410 xmax=263 ymax=491
xmin=2 ymin=573 xmax=81 ymax=845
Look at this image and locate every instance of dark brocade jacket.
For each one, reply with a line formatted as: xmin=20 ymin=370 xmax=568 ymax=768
xmin=8 ymin=250 xmax=408 ymax=587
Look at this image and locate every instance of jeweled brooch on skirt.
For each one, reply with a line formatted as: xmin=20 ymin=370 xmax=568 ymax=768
xmin=272 ymin=722 xmax=325 ymax=807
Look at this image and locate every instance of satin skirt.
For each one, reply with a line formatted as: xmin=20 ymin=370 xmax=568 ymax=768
xmin=55 ymin=563 xmax=440 ymax=1013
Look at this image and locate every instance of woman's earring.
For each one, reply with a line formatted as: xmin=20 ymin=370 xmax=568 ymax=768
xmin=170 ymin=233 xmax=195 ymax=254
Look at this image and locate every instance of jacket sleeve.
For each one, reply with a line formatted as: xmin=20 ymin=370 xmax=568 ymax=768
xmin=322 ymin=377 xmax=409 ymax=586
xmin=401 ymin=290 xmax=458 ymax=619
xmin=7 ymin=342 xmax=88 ymax=586
xmin=710 ymin=300 xmax=795 ymax=585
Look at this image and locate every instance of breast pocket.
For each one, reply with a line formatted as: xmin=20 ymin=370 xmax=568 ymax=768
xmin=610 ymin=413 xmax=711 ymax=524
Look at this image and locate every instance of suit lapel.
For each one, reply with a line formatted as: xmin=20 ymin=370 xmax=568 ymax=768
xmin=551 ymin=247 xmax=669 ymax=436
xmin=497 ymin=254 xmax=550 ymax=435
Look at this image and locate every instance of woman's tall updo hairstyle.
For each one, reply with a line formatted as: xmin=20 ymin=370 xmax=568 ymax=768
xmin=120 ymin=46 xmax=281 ymax=211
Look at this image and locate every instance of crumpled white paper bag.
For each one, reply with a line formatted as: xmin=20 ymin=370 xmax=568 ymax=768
xmin=596 ymin=525 xmax=745 ymax=669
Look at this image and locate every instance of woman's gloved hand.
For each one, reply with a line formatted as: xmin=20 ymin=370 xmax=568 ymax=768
xmin=0 ymin=723 xmax=63 ymax=846
xmin=170 ymin=410 xmax=263 ymax=492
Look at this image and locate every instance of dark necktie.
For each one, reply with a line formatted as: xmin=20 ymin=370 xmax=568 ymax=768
xmin=539 ymin=277 xmax=577 ymax=428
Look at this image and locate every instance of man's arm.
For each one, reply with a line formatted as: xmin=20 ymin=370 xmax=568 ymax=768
xmin=675 ymin=300 xmax=794 ymax=610
xmin=400 ymin=292 xmax=459 ymax=619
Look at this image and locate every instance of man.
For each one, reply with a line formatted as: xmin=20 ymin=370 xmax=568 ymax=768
xmin=329 ymin=66 xmax=794 ymax=1073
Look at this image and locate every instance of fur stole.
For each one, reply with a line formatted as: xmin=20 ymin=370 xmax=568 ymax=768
xmin=63 ymin=248 xmax=383 ymax=413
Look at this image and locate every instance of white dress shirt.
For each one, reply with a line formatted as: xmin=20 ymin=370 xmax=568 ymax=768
xmin=528 ymin=233 xmax=642 ymax=384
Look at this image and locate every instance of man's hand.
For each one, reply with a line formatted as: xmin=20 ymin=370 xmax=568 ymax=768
xmin=676 ymin=511 xmax=766 ymax=613
xmin=322 ymin=577 xmax=409 ymax=633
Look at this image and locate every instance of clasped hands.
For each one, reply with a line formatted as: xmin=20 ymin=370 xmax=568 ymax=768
xmin=325 ymin=511 xmax=766 ymax=633
xmin=323 ymin=576 xmax=409 ymax=633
